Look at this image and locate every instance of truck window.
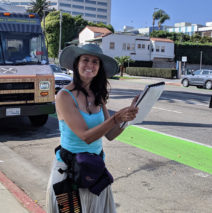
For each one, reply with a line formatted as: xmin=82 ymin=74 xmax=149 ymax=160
xmin=1 ymin=32 xmax=48 ymax=65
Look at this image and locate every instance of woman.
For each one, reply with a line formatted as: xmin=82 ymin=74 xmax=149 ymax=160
xmin=46 ymin=44 xmax=138 ymax=213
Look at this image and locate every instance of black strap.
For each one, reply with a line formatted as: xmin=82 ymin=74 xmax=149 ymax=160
xmin=55 ymin=145 xmax=61 ymax=154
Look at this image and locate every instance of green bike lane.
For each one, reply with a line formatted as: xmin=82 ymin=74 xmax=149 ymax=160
xmin=51 ymin=113 xmax=212 ymax=175
xmin=117 ymin=125 xmax=212 ymax=175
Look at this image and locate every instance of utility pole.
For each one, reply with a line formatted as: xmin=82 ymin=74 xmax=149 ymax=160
xmin=43 ymin=10 xmax=48 ymax=52
xmin=200 ymin=51 xmax=203 ymax=70
xmin=59 ymin=11 xmax=62 ymax=57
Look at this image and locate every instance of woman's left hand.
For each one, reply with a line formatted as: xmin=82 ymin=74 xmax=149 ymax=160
xmin=130 ymin=95 xmax=139 ymax=107
xmin=114 ymin=105 xmax=138 ymax=124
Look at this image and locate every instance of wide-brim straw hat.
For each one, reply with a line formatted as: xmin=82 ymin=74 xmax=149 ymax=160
xmin=59 ymin=43 xmax=118 ymax=78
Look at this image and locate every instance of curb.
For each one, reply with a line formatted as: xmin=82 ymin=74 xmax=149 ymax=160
xmin=165 ymin=82 xmax=181 ymax=86
xmin=0 ymin=171 xmax=46 ymax=213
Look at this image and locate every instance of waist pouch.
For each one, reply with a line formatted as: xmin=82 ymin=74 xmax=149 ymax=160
xmin=58 ymin=147 xmax=113 ymax=196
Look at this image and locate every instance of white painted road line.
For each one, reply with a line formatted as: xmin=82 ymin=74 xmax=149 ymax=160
xmin=135 ymin=125 xmax=212 ymax=149
xmin=160 ymin=97 xmax=208 ymax=106
xmin=152 ymin=106 xmax=182 ymax=114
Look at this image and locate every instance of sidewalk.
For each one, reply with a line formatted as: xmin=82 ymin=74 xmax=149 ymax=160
xmin=0 ymin=171 xmax=45 ymax=213
xmin=0 ymin=182 xmax=29 ymax=213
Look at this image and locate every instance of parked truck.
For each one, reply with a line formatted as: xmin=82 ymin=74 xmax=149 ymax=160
xmin=0 ymin=4 xmax=55 ymax=126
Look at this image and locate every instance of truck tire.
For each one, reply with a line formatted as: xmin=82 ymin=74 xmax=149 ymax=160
xmin=29 ymin=114 xmax=48 ymax=127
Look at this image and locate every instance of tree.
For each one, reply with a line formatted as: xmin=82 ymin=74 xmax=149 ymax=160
xmin=28 ymin=0 xmax=50 ymax=19
xmin=43 ymin=11 xmax=115 ymax=58
xmin=158 ymin=14 xmax=170 ymax=29
xmin=152 ymin=9 xmax=170 ymax=30
xmin=152 ymin=10 xmax=161 ymax=31
xmin=114 ymin=56 xmax=134 ymax=77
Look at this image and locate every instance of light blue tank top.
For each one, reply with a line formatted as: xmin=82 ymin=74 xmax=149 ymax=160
xmin=56 ymin=89 xmax=105 ymax=161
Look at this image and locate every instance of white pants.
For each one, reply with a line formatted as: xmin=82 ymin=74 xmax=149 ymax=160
xmin=46 ymin=158 xmax=116 ymax=213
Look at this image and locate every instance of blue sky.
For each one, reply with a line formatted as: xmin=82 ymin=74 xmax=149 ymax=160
xmin=111 ymin=0 xmax=212 ymax=31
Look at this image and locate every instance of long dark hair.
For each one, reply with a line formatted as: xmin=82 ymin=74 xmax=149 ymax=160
xmin=71 ymin=56 xmax=110 ymax=106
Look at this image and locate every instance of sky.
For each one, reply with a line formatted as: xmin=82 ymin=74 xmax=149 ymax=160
xmin=111 ymin=0 xmax=212 ymax=31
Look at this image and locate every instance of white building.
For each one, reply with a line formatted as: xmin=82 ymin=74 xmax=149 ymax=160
xmin=150 ymin=38 xmax=174 ymax=61
xmin=8 ymin=0 xmax=111 ymax=25
xmin=79 ymin=25 xmax=112 ymax=44
xmin=198 ymin=22 xmax=212 ymax=37
xmin=166 ymin=22 xmax=204 ymax=36
xmin=79 ymin=26 xmax=175 ymax=61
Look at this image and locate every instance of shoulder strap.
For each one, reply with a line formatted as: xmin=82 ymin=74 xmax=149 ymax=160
xmin=62 ymin=88 xmax=79 ymax=108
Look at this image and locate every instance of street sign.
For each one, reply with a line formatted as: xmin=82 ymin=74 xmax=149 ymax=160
xmin=182 ymin=56 xmax=187 ymax=62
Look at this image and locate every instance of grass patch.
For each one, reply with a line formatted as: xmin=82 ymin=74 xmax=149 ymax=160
xmin=110 ymin=75 xmax=138 ymax=80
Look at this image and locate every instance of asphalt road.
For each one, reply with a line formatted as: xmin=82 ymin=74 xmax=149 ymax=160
xmin=0 ymin=78 xmax=212 ymax=213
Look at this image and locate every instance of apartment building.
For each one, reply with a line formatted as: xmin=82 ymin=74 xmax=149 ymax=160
xmin=166 ymin=22 xmax=204 ymax=36
xmin=8 ymin=0 xmax=111 ymax=25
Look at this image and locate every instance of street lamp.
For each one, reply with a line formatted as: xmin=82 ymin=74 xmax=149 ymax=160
xmin=43 ymin=10 xmax=48 ymax=50
xmin=59 ymin=11 xmax=62 ymax=57
xmin=153 ymin=8 xmax=159 ymax=32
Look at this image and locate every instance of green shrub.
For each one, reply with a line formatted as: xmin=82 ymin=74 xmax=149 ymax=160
xmin=175 ymin=43 xmax=212 ymax=65
xmin=126 ymin=67 xmax=177 ymax=79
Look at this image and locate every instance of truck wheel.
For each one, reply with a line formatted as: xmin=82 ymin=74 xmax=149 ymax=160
xmin=29 ymin=114 xmax=48 ymax=127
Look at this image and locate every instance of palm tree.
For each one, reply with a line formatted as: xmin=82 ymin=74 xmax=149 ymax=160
xmin=114 ymin=56 xmax=133 ymax=77
xmin=152 ymin=10 xmax=161 ymax=31
xmin=158 ymin=13 xmax=170 ymax=29
xmin=28 ymin=0 xmax=50 ymax=19
xmin=152 ymin=9 xmax=170 ymax=30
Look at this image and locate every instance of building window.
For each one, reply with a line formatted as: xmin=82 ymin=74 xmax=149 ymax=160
xmin=60 ymin=3 xmax=71 ymax=7
xmin=72 ymin=11 xmax=84 ymax=15
xmin=131 ymin=43 xmax=135 ymax=51
xmin=97 ymin=2 xmax=107 ymax=6
xmin=97 ymin=15 xmax=107 ymax=19
xmin=72 ymin=5 xmax=84 ymax=9
xmin=20 ymin=2 xmax=31 ymax=5
xmin=123 ymin=43 xmax=126 ymax=50
xmin=85 ymin=13 xmax=96 ymax=17
xmin=148 ymin=45 xmax=150 ymax=50
xmin=142 ymin=44 xmax=145 ymax=49
xmin=73 ymin=0 xmax=84 ymax=2
xmin=85 ymin=6 xmax=96 ymax=11
xmin=50 ymin=2 xmax=57 ymax=5
xmin=161 ymin=46 xmax=165 ymax=52
xmin=110 ymin=42 xmax=115 ymax=49
xmin=85 ymin=0 xmax=96 ymax=4
xmin=156 ymin=46 xmax=160 ymax=52
xmin=127 ymin=43 xmax=130 ymax=50
xmin=97 ymin=8 xmax=107 ymax=13
xmin=61 ymin=10 xmax=71 ymax=13
xmin=137 ymin=44 xmax=141 ymax=49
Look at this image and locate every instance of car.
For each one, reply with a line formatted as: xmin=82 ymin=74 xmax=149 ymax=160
xmin=50 ymin=64 xmax=73 ymax=94
xmin=60 ymin=66 xmax=68 ymax=74
xmin=181 ymin=69 xmax=212 ymax=90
